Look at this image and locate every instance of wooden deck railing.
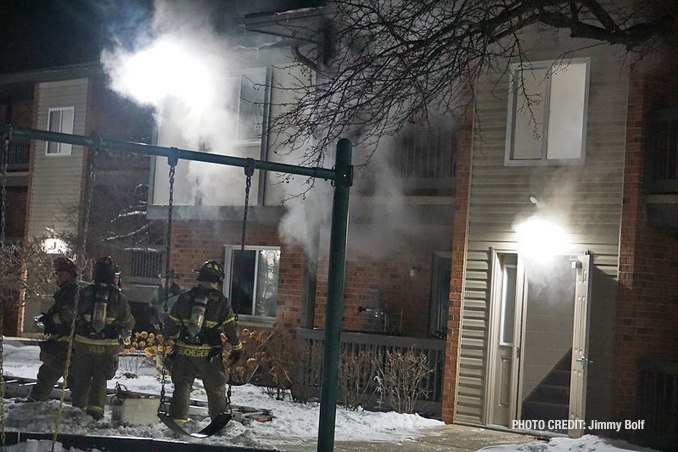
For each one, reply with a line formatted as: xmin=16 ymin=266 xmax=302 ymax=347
xmin=296 ymin=328 xmax=445 ymax=414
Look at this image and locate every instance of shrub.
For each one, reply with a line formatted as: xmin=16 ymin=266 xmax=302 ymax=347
xmin=376 ymin=348 xmax=432 ymax=414
xmin=339 ymin=348 xmax=379 ymax=410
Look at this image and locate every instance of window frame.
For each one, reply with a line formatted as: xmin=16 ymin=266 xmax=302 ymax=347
xmin=223 ymin=244 xmax=280 ymax=323
xmin=228 ymin=67 xmax=268 ymax=145
xmin=504 ymin=58 xmax=590 ymax=166
xmin=45 ymin=106 xmax=75 ymax=156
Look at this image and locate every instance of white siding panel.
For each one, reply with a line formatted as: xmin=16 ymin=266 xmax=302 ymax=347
xmin=28 ymin=79 xmax=89 ymax=239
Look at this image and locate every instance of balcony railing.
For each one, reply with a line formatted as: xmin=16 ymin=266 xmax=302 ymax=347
xmin=637 ymin=358 xmax=678 ymax=450
xmin=6 ymin=139 xmax=30 ymax=172
xmin=122 ymin=248 xmax=165 ymax=284
xmin=296 ymin=328 xmax=445 ymax=415
xmin=391 ymin=126 xmax=456 ymax=180
xmin=647 ymin=109 xmax=678 ymax=194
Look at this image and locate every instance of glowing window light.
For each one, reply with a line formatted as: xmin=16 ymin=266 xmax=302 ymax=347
xmin=42 ymin=238 xmax=70 ymax=255
xmin=515 ymin=217 xmax=567 ymax=260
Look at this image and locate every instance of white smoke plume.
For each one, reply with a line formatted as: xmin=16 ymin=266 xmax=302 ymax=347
xmin=101 ymin=0 xmax=252 ymax=207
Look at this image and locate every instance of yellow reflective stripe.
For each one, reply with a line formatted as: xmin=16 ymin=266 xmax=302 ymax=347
xmin=175 ymin=342 xmax=219 ymax=350
xmin=224 ymin=316 xmax=236 ymax=324
xmin=75 ymin=335 xmax=119 ymax=345
xmin=82 ymin=314 xmax=116 ymax=323
xmin=169 ymin=315 xmax=180 ymax=322
xmin=87 ymin=405 xmax=104 ymax=413
xmin=232 ymin=342 xmax=243 ymax=351
xmin=174 ymin=419 xmax=188 ymax=423
xmin=205 ymin=320 xmax=218 ymax=327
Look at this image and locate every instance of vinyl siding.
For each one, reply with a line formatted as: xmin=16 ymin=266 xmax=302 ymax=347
xmin=27 ymin=78 xmax=89 ymax=239
xmin=456 ymin=28 xmax=628 ymax=424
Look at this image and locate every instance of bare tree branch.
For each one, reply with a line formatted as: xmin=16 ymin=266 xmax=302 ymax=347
xmin=266 ymin=0 xmax=676 ymax=164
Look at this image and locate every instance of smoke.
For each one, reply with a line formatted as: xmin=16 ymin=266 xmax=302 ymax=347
xmin=276 ymin=124 xmax=456 ymax=262
xmin=101 ymin=0 xmax=252 ymax=207
xmin=100 ymin=1 xmax=455 ymax=260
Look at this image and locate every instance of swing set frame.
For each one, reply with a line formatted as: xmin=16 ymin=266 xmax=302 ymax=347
xmin=1 ymin=124 xmax=352 ymax=452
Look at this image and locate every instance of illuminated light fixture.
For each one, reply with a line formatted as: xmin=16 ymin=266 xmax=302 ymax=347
xmin=515 ymin=217 xmax=567 ymax=260
xmin=42 ymin=238 xmax=69 ymax=255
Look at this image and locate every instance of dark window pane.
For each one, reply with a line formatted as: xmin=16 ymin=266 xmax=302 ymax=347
xmin=230 ymin=249 xmax=256 ymax=315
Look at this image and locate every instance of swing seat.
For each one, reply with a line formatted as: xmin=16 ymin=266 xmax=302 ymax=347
xmin=158 ymin=411 xmax=232 ymax=438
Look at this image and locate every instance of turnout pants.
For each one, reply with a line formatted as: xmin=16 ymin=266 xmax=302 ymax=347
xmin=70 ymin=341 xmax=120 ymax=419
xmin=169 ymin=348 xmax=228 ymax=421
xmin=29 ymin=339 xmax=72 ymax=402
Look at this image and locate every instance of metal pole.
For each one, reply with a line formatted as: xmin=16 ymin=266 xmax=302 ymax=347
xmin=317 ymin=138 xmax=352 ymax=452
xmin=5 ymin=126 xmax=337 ymax=181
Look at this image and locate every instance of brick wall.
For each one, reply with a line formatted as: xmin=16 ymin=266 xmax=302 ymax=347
xmin=4 ymin=188 xmax=27 ymax=239
xmin=10 ymin=99 xmax=33 ymax=127
xmin=614 ymin=61 xmax=678 ymax=422
xmin=170 ymin=219 xmax=305 ymax=330
xmin=314 ymin=253 xmax=433 ymax=337
xmin=441 ymin=107 xmax=473 ymax=423
xmin=171 ymin=218 xmax=440 ymax=337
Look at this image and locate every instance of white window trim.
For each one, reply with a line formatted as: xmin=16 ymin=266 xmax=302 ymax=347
xmin=230 ymin=67 xmax=268 ymax=145
xmin=223 ymin=244 xmax=280 ymax=323
xmin=45 ymin=106 xmax=75 ymax=156
xmin=504 ymin=58 xmax=590 ymax=166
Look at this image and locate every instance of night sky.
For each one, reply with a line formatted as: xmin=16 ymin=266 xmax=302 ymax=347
xmin=0 ymin=0 xmax=324 ymax=75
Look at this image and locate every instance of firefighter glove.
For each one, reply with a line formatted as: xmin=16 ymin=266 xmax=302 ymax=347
xmin=121 ymin=330 xmax=132 ymax=346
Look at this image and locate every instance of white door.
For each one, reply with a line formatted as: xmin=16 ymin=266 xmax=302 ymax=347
xmin=487 ymin=252 xmax=592 ymax=435
xmin=568 ymin=253 xmax=593 ymax=437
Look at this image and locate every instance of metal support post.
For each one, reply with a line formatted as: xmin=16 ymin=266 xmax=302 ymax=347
xmin=317 ymin=138 xmax=352 ymax=452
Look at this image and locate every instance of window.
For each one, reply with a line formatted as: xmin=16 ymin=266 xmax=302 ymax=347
xmin=499 ymin=264 xmax=517 ymax=345
xmin=505 ymin=59 xmax=589 ymax=165
xmin=227 ymin=68 xmax=267 ymax=142
xmin=46 ymin=107 xmax=74 ymax=155
xmin=224 ymin=246 xmax=280 ymax=320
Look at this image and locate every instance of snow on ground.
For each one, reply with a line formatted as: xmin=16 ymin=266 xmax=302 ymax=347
xmin=477 ymin=435 xmax=660 ymax=452
xmin=1 ymin=341 xmax=442 ymax=449
xmin=0 ymin=341 xmax=663 ymax=451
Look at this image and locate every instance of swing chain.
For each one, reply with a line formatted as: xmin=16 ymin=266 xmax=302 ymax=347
xmin=160 ymin=154 xmax=177 ymax=413
xmin=0 ymin=127 xmax=11 ymax=446
xmin=241 ymin=159 xmax=255 ymax=255
xmin=53 ymin=141 xmax=99 ymax=443
xmin=1 ymin=127 xmax=10 ymax=246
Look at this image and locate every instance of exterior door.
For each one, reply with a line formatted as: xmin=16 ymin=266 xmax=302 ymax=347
xmin=487 ymin=252 xmax=592 ymax=437
xmin=568 ymin=253 xmax=593 ymax=437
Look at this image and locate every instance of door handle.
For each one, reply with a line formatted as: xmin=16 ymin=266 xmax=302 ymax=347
xmin=576 ymin=356 xmax=593 ymax=365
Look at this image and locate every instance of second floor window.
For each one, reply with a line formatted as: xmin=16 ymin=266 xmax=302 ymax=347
xmin=227 ymin=68 xmax=267 ymax=142
xmin=505 ymin=59 xmax=589 ymax=165
xmin=46 ymin=107 xmax=75 ymax=155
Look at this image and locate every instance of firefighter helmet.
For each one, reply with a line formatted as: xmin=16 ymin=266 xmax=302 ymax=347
xmin=53 ymin=256 xmax=77 ymax=276
xmin=195 ymin=260 xmax=225 ymax=282
xmin=93 ymin=256 xmax=117 ymax=284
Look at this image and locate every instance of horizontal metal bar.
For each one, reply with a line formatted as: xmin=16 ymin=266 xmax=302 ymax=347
xmin=4 ymin=125 xmax=338 ymax=181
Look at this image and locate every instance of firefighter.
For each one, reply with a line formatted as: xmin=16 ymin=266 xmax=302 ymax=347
xmin=29 ymin=257 xmax=79 ymax=402
xmin=163 ymin=260 xmax=242 ymax=423
xmin=70 ymin=256 xmax=135 ymax=420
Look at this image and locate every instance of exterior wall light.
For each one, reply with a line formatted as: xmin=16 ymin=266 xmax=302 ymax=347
xmin=515 ymin=217 xmax=567 ymax=260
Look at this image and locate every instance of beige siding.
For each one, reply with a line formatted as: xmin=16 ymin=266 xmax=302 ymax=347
xmin=27 ymin=78 xmax=89 ymax=239
xmin=456 ymin=28 xmax=628 ymax=424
